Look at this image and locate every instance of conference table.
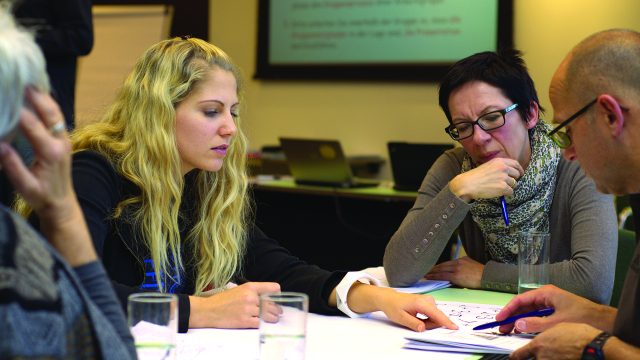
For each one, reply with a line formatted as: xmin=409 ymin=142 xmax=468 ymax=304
xmin=251 ymin=178 xmax=457 ymax=271
xmin=176 ymin=288 xmax=515 ymax=360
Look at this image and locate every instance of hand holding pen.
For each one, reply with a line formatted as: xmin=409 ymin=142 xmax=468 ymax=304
xmin=493 ymin=285 xmax=612 ymax=334
xmin=473 ymin=307 xmax=554 ymax=330
xmin=448 ymin=158 xmax=523 ymax=203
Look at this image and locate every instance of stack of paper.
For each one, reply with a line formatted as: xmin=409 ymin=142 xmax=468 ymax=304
xmin=403 ymin=301 xmax=533 ymax=355
xmin=391 ymin=279 xmax=451 ymax=294
xmin=405 ymin=329 xmax=532 ymax=354
xmin=361 ymin=266 xmax=451 ymax=294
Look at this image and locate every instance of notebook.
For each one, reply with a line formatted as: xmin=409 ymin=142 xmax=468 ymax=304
xmin=387 ymin=142 xmax=454 ymax=191
xmin=279 ymin=137 xmax=379 ymax=188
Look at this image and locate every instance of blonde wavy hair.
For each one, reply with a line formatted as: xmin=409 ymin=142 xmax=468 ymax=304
xmin=20 ymin=37 xmax=250 ymax=293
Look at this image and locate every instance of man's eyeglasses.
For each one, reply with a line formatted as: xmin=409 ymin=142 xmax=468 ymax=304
xmin=547 ymin=99 xmax=597 ymax=149
xmin=445 ymin=103 xmax=519 ymax=141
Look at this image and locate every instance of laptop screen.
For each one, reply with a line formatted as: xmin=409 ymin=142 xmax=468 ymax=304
xmin=279 ymin=138 xmax=354 ymax=186
xmin=388 ymin=142 xmax=454 ymax=191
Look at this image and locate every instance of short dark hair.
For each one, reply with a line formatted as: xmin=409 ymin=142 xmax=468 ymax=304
xmin=438 ymin=49 xmax=544 ymax=124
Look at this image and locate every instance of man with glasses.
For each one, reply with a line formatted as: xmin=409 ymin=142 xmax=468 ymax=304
xmin=384 ymin=50 xmax=617 ymax=306
xmin=495 ymin=29 xmax=640 ymax=360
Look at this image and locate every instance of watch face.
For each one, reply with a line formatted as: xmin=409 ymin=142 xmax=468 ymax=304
xmin=582 ymin=332 xmax=610 ymax=360
xmin=582 ymin=346 xmax=604 ymax=360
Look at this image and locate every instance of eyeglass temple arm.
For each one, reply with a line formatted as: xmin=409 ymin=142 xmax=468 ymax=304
xmin=548 ymin=98 xmax=598 ymax=136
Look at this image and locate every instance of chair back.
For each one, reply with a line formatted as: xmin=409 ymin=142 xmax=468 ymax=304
xmin=611 ymin=228 xmax=636 ymax=307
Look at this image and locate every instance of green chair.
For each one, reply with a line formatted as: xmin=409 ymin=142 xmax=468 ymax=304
xmin=611 ymin=228 xmax=636 ymax=307
xmin=615 ymin=195 xmax=635 ymax=231
xmin=618 ymin=206 xmax=635 ymax=231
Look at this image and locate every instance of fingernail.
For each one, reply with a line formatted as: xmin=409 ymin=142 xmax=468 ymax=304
xmin=515 ymin=319 xmax=526 ymax=332
xmin=417 ymin=323 xmax=425 ymax=332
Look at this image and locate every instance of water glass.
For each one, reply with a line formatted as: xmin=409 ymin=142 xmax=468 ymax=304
xmin=518 ymin=231 xmax=550 ymax=293
xmin=259 ymin=292 xmax=308 ymax=360
xmin=128 ymin=293 xmax=178 ymax=360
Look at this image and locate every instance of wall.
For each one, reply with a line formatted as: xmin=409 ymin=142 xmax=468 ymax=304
xmin=76 ymin=5 xmax=171 ymax=126
xmin=209 ymin=1 xmax=640 ymax=179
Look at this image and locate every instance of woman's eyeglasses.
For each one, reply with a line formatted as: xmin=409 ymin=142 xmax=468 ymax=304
xmin=444 ymin=104 xmax=519 ymax=141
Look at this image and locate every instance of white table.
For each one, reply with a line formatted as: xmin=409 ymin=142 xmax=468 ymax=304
xmin=176 ymin=288 xmax=514 ymax=360
xmin=177 ymin=312 xmax=473 ymax=360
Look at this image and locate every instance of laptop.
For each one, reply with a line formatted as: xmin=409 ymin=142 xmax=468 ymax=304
xmin=387 ymin=142 xmax=454 ymax=191
xmin=279 ymin=137 xmax=379 ymax=188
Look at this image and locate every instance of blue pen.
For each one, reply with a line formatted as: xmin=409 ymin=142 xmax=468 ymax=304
xmin=453 ymin=235 xmax=462 ymax=259
xmin=472 ymin=307 xmax=555 ymax=331
xmin=500 ymin=196 xmax=509 ymax=226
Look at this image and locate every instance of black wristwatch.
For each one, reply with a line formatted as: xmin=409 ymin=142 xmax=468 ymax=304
xmin=582 ymin=331 xmax=612 ymax=360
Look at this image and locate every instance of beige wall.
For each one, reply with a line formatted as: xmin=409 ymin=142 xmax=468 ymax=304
xmin=76 ymin=5 xmax=172 ymax=126
xmin=215 ymin=1 xmax=638 ymax=179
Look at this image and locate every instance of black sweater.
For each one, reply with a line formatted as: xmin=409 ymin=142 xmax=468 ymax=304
xmin=69 ymin=150 xmax=345 ymax=332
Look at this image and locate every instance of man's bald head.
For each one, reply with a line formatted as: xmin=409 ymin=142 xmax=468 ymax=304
xmin=549 ymin=29 xmax=640 ymax=195
xmin=563 ymin=29 xmax=640 ymax=103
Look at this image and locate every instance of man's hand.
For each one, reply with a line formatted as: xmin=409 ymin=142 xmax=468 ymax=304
xmin=510 ymin=322 xmax=600 ymax=360
xmin=495 ymin=285 xmax=616 ymax=334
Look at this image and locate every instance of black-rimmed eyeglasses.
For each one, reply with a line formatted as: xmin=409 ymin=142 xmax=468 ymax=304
xmin=547 ymin=98 xmax=598 ymax=149
xmin=547 ymin=99 xmax=597 ymax=149
xmin=445 ymin=103 xmax=519 ymax=141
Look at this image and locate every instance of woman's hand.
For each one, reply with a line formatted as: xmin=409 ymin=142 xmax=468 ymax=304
xmin=340 ymin=283 xmax=458 ymax=332
xmin=376 ymin=288 xmax=458 ymax=332
xmin=0 ymin=89 xmax=96 ymax=266
xmin=1 ymin=88 xmax=73 ymax=221
xmin=189 ymin=282 xmax=281 ymax=329
xmin=425 ymin=256 xmax=484 ymax=289
xmin=449 ymin=157 xmax=523 ymax=202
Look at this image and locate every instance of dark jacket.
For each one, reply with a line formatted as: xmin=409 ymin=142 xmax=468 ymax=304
xmin=14 ymin=0 xmax=94 ymax=128
xmin=69 ymin=150 xmax=345 ymax=333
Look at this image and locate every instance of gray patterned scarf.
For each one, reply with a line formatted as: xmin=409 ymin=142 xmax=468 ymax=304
xmin=461 ymin=121 xmax=561 ymax=264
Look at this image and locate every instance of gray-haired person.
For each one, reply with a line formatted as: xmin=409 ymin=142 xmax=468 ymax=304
xmin=0 ymin=3 xmax=134 ymax=358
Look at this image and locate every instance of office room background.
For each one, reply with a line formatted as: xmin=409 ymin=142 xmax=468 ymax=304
xmin=212 ymin=0 xmax=640 ymax=180
xmin=77 ymin=0 xmax=640 ymax=180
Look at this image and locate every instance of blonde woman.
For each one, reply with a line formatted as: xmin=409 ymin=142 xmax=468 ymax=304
xmin=21 ymin=37 xmax=457 ymax=333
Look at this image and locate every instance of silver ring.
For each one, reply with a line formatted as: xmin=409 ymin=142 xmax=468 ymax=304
xmin=50 ymin=122 xmax=65 ymax=136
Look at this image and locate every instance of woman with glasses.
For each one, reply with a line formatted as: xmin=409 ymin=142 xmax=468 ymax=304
xmin=384 ymin=50 xmax=617 ymax=304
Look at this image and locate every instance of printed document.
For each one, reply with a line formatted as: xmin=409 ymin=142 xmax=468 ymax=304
xmin=405 ymin=301 xmax=533 ymax=354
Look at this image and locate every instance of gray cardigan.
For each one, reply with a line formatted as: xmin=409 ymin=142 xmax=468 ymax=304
xmin=0 ymin=206 xmax=136 ymax=359
xmin=383 ymin=148 xmax=617 ymax=304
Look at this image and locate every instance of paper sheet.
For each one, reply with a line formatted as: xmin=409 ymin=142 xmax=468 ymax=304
xmin=362 ymin=266 xmax=451 ymax=294
xmin=435 ymin=301 xmax=502 ymax=330
xmin=405 ymin=301 xmax=533 ymax=354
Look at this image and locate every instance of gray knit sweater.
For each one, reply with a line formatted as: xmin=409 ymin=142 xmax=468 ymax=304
xmin=384 ymin=148 xmax=617 ymax=304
